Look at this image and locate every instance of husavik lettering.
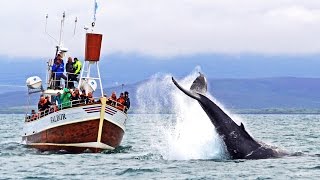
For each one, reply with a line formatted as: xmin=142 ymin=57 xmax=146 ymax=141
xmin=51 ymin=114 xmax=67 ymax=123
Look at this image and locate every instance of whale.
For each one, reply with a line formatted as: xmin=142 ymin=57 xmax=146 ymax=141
xmin=172 ymin=73 xmax=287 ymax=159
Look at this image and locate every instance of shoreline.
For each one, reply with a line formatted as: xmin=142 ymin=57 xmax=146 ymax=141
xmin=3 ymin=107 xmax=320 ymax=115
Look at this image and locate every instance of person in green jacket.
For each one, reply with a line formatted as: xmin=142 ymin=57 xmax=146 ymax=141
xmin=73 ymin=58 xmax=82 ymax=81
xmin=60 ymin=88 xmax=71 ymax=108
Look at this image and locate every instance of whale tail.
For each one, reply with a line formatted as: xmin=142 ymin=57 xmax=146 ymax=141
xmin=172 ymin=73 xmax=207 ymax=100
xmin=190 ymin=72 xmax=207 ymax=95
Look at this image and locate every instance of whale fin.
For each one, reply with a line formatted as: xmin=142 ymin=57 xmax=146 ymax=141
xmin=239 ymin=123 xmax=254 ymax=141
xmin=240 ymin=123 xmax=245 ymax=130
xmin=172 ymin=77 xmax=201 ymax=100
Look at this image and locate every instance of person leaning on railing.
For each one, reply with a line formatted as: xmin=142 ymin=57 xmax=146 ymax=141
xmin=86 ymin=92 xmax=95 ymax=104
xmin=54 ymin=92 xmax=62 ymax=107
xmin=71 ymin=88 xmax=81 ymax=106
xmin=50 ymin=102 xmax=58 ymax=113
xmin=124 ymin=91 xmax=130 ymax=112
xmin=30 ymin=109 xmax=38 ymax=121
xmin=109 ymin=92 xmax=117 ymax=106
xmin=73 ymin=58 xmax=82 ymax=81
xmin=116 ymin=93 xmax=126 ymax=111
xmin=52 ymin=57 xmax=67 ymax=90
xmin=80 ymin=90 xmax=87 ymax=104
xmin=60 ymin=88 xmax=72 ymax=108
xmin=38 ymin=95 xmax=51 ymax=116
xmin=66 ymin=57 xmax=75 ymax=89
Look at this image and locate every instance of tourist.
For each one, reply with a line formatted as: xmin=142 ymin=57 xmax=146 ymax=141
xmin=80 ymin=90 xmax=87 ymax=104
xmin=31 ymin=109 xmax=38 ymax=121
xmin=117 ymin=93 xmax=125 ymax=105
xmin=38 ymin=95 xmax=51 ymax=116
xmin=87 ymin=92 xmax=95 ymax=104
xmin=117 ymin=93 xmax=125 ymax=110
xmin=109 ymin=92 xmax=117 ymax=106
xmin=53 ymin=54 xmax=63 ymax=64
xmin=54 ymin=92 xmax=62 ymax=108
xmin=50 ymin=102 xmax=58 ymax=112
xmin=52 ymin=58 xmax=67 ymax=89
xmin=124 ymin=91 xmax=130 ymax=112
xmin=45 ymin=96 xmax=52 ymax=105
xmin=66 ymin=57 xmax=75 ymax=89
xmin=110 ymin=92 xmax=117 ymax=101
xmin=71 ymin=88 xmax=81 ymax=105
xmin=60 ymin=88 xmax=72 ymax=108
xmin=73 ymin=57 xmax=82 ymax=81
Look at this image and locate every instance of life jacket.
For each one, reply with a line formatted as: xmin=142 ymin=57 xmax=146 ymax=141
xmin=117 ymin=97 xmax=125 ymax=104
xmin=116 ymin=97 xmax=125 ymax=110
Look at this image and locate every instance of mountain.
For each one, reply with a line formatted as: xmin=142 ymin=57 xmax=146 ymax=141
xmin=1 ymin=77 xmax=320 ymax=113
xmin=1 ymin=53 xmax=320 ymax=94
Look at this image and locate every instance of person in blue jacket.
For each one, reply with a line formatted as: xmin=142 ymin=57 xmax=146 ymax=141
xmin=52 ymin=58 xmax=67 ymax=89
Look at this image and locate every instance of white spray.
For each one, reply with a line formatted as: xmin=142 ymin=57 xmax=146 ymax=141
xmin=135 ymin=67 xmax=242 ymax=160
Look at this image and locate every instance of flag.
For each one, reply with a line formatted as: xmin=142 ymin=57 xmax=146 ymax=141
xmin=94 ymin=0 xmax=98 ymax=22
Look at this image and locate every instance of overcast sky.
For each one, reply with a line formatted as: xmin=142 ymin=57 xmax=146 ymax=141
xmin=1 ymin=0 xmax=320 ymax=58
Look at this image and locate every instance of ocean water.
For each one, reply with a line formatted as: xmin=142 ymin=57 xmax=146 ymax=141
xmin=0 ymin=113 xmax=319 ymax=179
xmin=1 ymin=70 xmax=320 ymax=179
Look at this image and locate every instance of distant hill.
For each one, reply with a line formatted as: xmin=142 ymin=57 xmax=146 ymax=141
xmin=2 ymin=53 xmax=320 ymax=94
xmin=1 ymin=77 xmax=320 ymax=113
xmin=208 ymin=77 xmax=320 ymax=109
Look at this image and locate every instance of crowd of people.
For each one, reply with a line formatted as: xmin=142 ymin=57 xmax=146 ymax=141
xmin=27 ymin=53 xmax=131 ymax=121
xmin=51 ymin=54 xmax=82 ymax=90
xmin=28 ymin=88 xmax=131 ymax=121
xmin=107 ymin=91 xmax=130 ymax=112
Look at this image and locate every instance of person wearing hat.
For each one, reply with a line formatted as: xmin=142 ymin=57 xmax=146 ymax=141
xmin=73 ymin=57 xmax=82 ymax=81
xmin=123 ymin=91 xmax=130 ymax=112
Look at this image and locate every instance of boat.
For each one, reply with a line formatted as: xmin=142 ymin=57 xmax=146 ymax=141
xmin=22 ymin=12 xmax=128 ymax=153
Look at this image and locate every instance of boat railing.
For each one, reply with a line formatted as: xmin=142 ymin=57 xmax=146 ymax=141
xmin=25 ymin=97 xmax=128 ymax=122
xmin=49 ymin=72 xmax=79 ymax=89
xmin=106 ymin=98 xmax=128 ymax=113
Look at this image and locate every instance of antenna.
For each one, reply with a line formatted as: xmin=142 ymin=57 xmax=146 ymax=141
xmin=73 ymin=17 xmax=78 ymax=35
xmin=58 ymin=11 xmax=66 ymax=46
xmin=92 ymin=0 xmax=98 ymax=31
xmin=44 ymin=14 xmax=58 ymax=44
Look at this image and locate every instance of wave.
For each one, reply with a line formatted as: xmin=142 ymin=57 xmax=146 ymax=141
xmin=135 ymin=67 xmax=228 ymax=160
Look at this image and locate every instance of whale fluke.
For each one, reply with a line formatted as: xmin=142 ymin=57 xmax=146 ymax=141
xmin=190 ymin=72 xmax=207 ymax=95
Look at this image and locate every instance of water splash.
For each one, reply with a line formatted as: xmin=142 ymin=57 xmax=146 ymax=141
xmin=135 ymin=67 xmax=227 ymax=160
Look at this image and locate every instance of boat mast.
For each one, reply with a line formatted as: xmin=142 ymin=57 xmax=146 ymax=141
xmin=58 ymin=12 xmax=66 ymax=48
xmin=78 ymin=0 xmax=104 ymax=97
xmin=45 ymin=12 xmax=69 ymax=89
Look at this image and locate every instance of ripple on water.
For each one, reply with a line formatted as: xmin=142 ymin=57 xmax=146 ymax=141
xmin=311 ymin=165 xmax=320 ymax=170
xmin=116 ymin=167 xmax=161 ymax=176
xmin=101 ymin=145 xmax=133 ymax=154
xmin=133 ymin=153 xmax=164 ymax=161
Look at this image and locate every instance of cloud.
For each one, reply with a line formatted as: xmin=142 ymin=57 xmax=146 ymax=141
xmin=1 ymin=0 xmax=320 ymax=58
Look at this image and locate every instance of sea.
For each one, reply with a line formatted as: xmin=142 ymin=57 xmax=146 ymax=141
xmin=0 ymin=113 xmax=319 ymax=179
xmin=1 ymin=72 xmax=320 ymax=179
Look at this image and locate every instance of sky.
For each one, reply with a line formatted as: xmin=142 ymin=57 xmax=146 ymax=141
xmin=1 ymin=0 xmax=320 ymax=59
